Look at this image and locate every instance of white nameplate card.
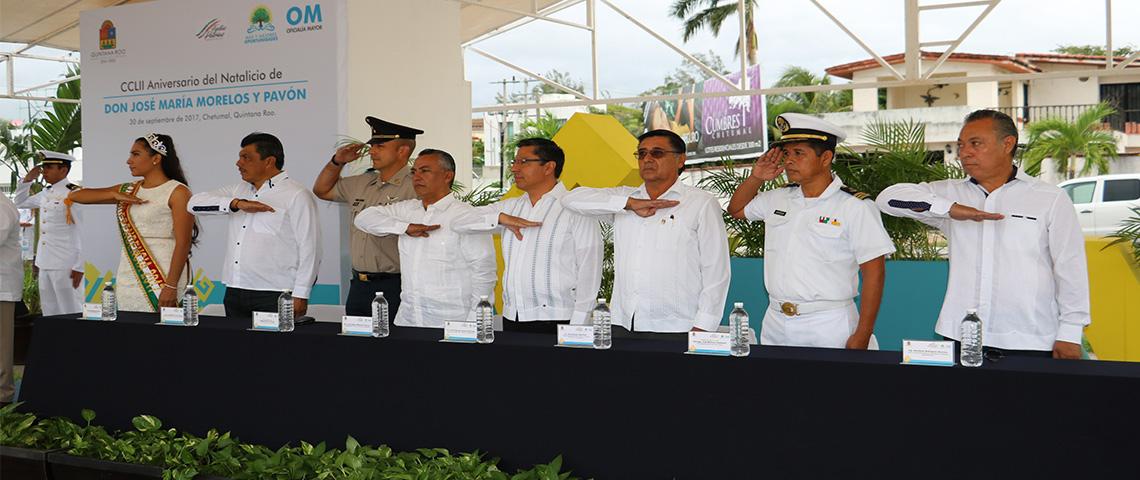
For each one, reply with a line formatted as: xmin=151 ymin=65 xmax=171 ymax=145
xmin=686 ymin=331 xmax=732 ymax=356
xmin=81 ymin=303 xmax=103 ymax=320
xmin=251 ymin=311 xmax=281 ymax=331
xmin=441 ymin=321 xmax=477 ymax=343
xmin=901 ymin=340 xmax=955 ymax=366
xmin=341 ymin=315 xmax=373 ymax=336
xmin=157 ymin=307 xmax=187 ymax=326
xmin=556 ymin=324 xmax=595 ymax=348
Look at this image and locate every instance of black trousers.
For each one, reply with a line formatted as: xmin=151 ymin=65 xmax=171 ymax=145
xmin=346 ymin=273 xmax=401 ymax=318
xmin=223 ymin=287 xmax=281 ymax=319
xmin=502 ymin=317 xmax=568 ymax=334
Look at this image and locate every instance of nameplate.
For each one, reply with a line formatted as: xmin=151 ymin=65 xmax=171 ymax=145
xmin=556 ymin=324 xmax=595 ymax=347
xmin=341 ymin=315 xmax=373 ymax=336
xmin=251 ymin=311 xmax=280 ymax=331
xmin=82 ymin=303 xmax=103 ymax=320
xmin=158 ymin=307 xmax=186 ymax=325
xmin=686 ymin=331 xmax=732 ymax=356
xmin=442 ymin=320 xmax=477 ymax=343
xmin=902 ymin=339 xmax=955 ymax=366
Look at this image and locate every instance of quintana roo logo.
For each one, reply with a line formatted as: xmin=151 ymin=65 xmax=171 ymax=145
xmin=99 ymin=20 xmax=117 ymax=49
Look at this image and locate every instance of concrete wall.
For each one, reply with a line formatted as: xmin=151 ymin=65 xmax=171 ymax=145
xmin=1028 ymin=64 xmax=1100 ymax=106
xmin=346 ymin=0 xmax=471 ymax=183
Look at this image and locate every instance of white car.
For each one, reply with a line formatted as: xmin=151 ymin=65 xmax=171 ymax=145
xmin=1058 ymin=174 xmax=1140 ymax=237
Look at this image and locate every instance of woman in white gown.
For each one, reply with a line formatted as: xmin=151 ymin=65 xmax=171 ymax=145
xmin=67 ymin=134 xmax=198 ymax=312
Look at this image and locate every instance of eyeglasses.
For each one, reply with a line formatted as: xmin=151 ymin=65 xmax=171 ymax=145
xmin=509 ymin=158 xmax=550 ymax=166
xmin=634 ymin=149 xmax=683 ymax=160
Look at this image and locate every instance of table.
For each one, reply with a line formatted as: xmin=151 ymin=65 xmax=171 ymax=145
xmin=18 ymin=313 xmax=1140 ymax=478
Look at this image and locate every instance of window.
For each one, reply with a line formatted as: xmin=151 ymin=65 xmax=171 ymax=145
xmin=1063 ymin=182 xmax=1096 ymax=204
xmin=1103 ymin=179 xmax=1140 ymax=202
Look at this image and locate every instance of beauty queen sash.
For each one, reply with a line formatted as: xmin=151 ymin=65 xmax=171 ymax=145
xmin=116 ymin=182 xmax=165 ymax=311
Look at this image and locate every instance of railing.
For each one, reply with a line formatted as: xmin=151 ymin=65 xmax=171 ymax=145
xmin=992 ymin=104 xmax=1099 ymax=127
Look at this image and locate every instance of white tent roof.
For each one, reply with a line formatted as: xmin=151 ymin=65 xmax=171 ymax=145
xmin=0 ymin=0 xmax=564 ymax=52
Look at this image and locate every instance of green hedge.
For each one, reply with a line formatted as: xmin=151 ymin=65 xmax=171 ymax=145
xmin=0 ymin=403 xmax=577 ymax=480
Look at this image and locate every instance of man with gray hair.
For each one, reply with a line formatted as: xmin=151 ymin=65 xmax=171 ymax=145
xmin=877 ymin=109 xmax=1090 ymax=359
xmin=354 ymin=149 xmax=496 ymax=328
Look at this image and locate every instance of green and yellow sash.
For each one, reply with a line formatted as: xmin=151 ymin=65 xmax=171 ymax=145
xmin=115 ymin=182 xmax=164 ymax=312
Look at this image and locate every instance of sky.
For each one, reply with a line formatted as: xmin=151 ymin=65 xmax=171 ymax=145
xmin=2 ymin=0 xmax=1138 ymax=121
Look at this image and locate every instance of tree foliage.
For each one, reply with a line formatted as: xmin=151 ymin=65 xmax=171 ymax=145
xmin=1020 ymin=102 xmax=1118 ymax=179
xmin=1052 ymin=44 xmax=1136 ymax=57
xmin=670 ymin=0 xmax=759 ymax=65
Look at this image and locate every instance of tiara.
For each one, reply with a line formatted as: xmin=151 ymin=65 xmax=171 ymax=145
xmin=145 ymin=133 xmax=168 ymax=156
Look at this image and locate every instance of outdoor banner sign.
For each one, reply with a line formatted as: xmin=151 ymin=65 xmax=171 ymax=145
xmin=642 ymin=64 xmax=766 ymax=162
xmin=80 ymin=0 xmax=346 ymax=306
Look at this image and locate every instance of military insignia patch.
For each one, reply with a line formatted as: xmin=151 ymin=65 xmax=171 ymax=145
xmin=775 ymin=115 xmax=790 ymax=133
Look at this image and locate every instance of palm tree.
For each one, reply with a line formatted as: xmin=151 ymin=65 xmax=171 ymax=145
xmin=1106 ymin=207 xmax=1140 ymax=266
xmin=30 ymin=65 xmax=82 ymax=154
xmin=771 ymin=66 xmax=852 ymax=113
xmin=1 ymin=120 xmax=36 ymax=190
xmin=1020 ymin=102 xmax=1119 ymax=179
xmin=670 ymin=0 xmax=758 ymax=66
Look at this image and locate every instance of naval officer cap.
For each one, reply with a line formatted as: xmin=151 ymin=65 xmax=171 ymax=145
xmin=36 ymin=150 xmax=77 ymax=166
xmin=771 ymin=113 xmax=846 ymax=150
xmin=365 ymin=117 xmax=424 ymax=145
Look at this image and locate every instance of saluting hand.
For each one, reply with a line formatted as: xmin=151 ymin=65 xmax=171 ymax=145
xmin=334 ymin=143 xmax=364 ymax=165
xmin=749 ymin=147 xmax=785 ymax=182
xmin=230 ymin=199 xmax=275 ymax=213
xmin=23 ymin=165 xmax=42 ymax=183
xmin=405 ymin=223 xmax=441 ymax=238
xmin=498 ymin=213 xmax=542 ymax=240
xmin=625 ymin=198 xmax=680 ymax=218
xmin=949 ymin=203 xmax=1004 ymax=221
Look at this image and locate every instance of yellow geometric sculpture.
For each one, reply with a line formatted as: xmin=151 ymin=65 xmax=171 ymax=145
xmin=1083 ymin=238 xmax=1140 ymax=362
xmin=492 ymin=112 xmax=642 ymax=312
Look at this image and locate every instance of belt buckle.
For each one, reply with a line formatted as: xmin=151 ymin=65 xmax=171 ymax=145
xmin=356 ymin=273 xmax=368 ymax=281
xmin=780 ymin=302 xmax=798 ymax=316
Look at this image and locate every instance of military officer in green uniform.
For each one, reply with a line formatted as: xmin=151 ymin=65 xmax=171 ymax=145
xmin=313 ymin=117 xmax=421 ymax=316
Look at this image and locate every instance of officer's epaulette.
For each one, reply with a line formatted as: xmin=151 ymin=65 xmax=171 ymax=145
xmin=66 ymin=183 xmax=82 ymax=191
xmin=785 ymin=183 xmax=799 ymax=188
xmin=840 ymin=186 xmax=870 ymax=200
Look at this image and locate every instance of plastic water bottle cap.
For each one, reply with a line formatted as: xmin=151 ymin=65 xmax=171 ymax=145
xmin=480 ymin=295 xmax=489 ymax=300
xmin=734 ymin=302 xmax=744 ymax=308
xmin=105 ymin=281 xmax=112 ymax=287
xmin=966 ymin=308 xmax=977 ymax=314
xmin=597 ymin=298 xmax=605 ymax=303
xmin=375 ymin=291 xmax=384 ymax=296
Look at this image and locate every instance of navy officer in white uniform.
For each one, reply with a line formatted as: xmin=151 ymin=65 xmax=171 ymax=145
xmin=876 ymin=109 xmax=1089 ymax=359
xmin=727 ymin=114 xmax=895 ymax=349
xmin=14 ymin=151 xmax=85 ymax=316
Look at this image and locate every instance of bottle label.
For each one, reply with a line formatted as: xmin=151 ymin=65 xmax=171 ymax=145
xmin=251 ymin=311 xmax=281 ymax=331
xmin=901 ymin=339 xmax=955 ymax=366
xmin=81 ymin=303 xmax=103 ymax=320
xmin=556 ymin=324 xmax=595 ymax=347
xmin=340 ymin=315 xmax=373 ymax=336
xmin=159 ymin=307 xmax=187 ymax=325
xmin=442 ymin=320 xmax=478 ymax=343
xmin=686 ymin=331 xmax=732 ymax=356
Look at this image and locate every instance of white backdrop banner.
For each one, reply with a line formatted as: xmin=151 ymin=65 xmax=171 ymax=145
xmin=80 ymin=0 xmax=346 ymax=305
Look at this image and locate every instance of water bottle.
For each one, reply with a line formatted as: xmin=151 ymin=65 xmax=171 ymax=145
xmin=591 ymin=299 xmax=611 ymax=350
xmin=101 ymin=281 xmax=117 ymax=321
xmin=476 ymin=295 xmax=494 ymax=344
xmin=278 ymin=290 xmax=294 ymax=332
xmin=182 ymin=287 xmax=199 ymax=326
xmin=729 ymin=302 xmax=751 ymax=357
xmin=372 ymin=292 xmax=390 ymax=338
xmin=960 ymin=309 xmax=983 ymax=367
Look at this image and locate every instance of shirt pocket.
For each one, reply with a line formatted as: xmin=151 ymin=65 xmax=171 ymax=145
xmin=764 ymin=215 xmax=793 ymax=252
xmin=998 ymin=214 xmax=1043 ymax=257
xmin=808 ymin=221 xmax=848 ymax=262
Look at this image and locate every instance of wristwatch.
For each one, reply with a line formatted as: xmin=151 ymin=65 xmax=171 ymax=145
xmin=330 ymin=154 xmax=345 ymax=167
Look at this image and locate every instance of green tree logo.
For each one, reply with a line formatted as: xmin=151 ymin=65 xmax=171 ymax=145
xmin=250 ymin=6 xmax=272 ymax=30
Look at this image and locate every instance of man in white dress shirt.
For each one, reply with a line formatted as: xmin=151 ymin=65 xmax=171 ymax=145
xmin=561 ymin=130 xmax=731 ymax=334
xmin=14 ymin=151 xmax=84 ymax=316
xmin=354 ymin=149 xmax=497 ymax=328
xmin=727 ymin=113 xmax=895 ymax=349
xmin=876 ymin=109 xmax=1090 ymax=359
xmin=187 ymin=132 xmax=321 ymax=319
xmin=1 ymin=193 xmax=23 ymax=404
xmin=452 ymin=138 xmax=602 ymax=333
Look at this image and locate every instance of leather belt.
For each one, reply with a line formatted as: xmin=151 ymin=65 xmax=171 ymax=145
xmin=353 ymin=270 xmax=399 ymax=282
xmin=770 ymin=298 xmax=853 ymax=317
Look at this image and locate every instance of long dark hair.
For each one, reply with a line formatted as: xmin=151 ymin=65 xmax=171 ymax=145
xmin=136 ymin=134 xmax=200 ymax=251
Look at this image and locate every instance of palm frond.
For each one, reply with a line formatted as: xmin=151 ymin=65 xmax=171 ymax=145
xmin=1104 ymin=207 xmax=1140 ymax=265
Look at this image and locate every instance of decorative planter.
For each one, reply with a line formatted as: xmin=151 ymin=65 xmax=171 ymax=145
xmin=1 ymin=445 xmax=60 ymax=480
xmin=47 ymin=452 xmax=164 ymax=480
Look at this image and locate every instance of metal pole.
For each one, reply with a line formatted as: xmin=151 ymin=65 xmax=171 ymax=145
xmin=738 ymin=0 xmax=748 ymax=87
xmin=1106 ymin=0 xmax=1113 ymax=68
xmin=589 ymin=0 xmax=599 ymax=99
xmin=905 ymin=0 xmax=920 ymax=81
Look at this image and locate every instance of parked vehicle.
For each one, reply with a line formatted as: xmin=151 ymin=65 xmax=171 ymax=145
xmin=1058 ymin=174 xmax=1140 ymax=237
